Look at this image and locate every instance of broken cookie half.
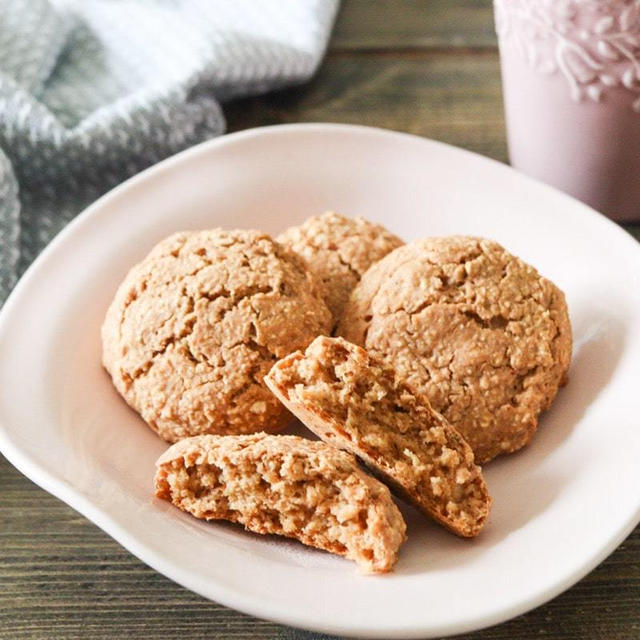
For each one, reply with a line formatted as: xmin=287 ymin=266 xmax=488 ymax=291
xmin=155 ymin=433 xmax=406 ymax=573
xmin=265 ymin=337 xmax=492 ymax=538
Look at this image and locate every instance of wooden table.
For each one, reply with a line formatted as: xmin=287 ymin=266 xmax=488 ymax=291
xmin=2 ymin=2 xmax=639 ymax=639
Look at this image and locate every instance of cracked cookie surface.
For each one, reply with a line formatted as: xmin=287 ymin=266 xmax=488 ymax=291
xmin=102 ymin=229 xmax=332 ymax=442
xmin=266 ymin=336 xmax=491 ymax=537
xmin=337 ymin=236 xmax=572 ymax=463
xmin=277 ymin=212 xmax=403 ymax=325
xmin=155 ymin=433 xmax=406 ymax=573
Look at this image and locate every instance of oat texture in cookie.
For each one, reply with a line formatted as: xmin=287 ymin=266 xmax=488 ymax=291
xmin=102 ymin=229 xmax=332 ymax=442
xmin=277 ymin=212 xmax=403 ymax=325
xmin=338 ymin=236 xmax=572 ymax=464
xmin=266 ymin=336 xmax=491 ymax=537
xmin=155 ymin=433 xmax=407 ymax=573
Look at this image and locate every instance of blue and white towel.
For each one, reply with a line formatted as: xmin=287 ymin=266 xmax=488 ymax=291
xmin=0 ymin=0 xmax=339 ymax=302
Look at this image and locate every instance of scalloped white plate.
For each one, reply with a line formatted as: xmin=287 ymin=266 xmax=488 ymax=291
xmin=1 ymin=124 xmax=640 ymax=639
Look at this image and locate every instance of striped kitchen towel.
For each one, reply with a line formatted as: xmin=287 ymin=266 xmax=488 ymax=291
xmin=0 ymin=0 xmax=339 ymax=301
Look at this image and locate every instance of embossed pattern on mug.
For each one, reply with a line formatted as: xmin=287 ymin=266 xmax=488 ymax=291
xmin=494 ymin=0 xmax=640 ymax=111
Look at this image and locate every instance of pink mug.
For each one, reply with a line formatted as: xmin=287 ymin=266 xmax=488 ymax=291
xmin=495 ymin=0 xmax=640 ymax=222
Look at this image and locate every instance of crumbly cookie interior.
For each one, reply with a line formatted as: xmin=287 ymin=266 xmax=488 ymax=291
xmin=268 ymin=337 xmax=491 ymax=537
xmin=155 ymin=434 xmax=406 ymax=573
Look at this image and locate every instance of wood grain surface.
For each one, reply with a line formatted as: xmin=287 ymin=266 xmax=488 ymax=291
xmin=1 ymin=1 xmax=639 ymax=639
xmin=331 ymin=0 xmax=497 ymax=49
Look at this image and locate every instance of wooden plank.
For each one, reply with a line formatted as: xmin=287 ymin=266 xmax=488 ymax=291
xmin=331 ymin=0 xmax=497 ymax=51
xmin=2 ymin=453 xmax=640 ymax=639
xmin=226 ymin=52 xmax=508 ymax=163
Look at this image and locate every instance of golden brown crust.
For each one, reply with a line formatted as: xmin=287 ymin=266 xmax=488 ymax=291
xmin=337 ymin=236 xmax=572 ymax=463
xmin=155 ymin=433 xmax=407 ymax=573
xmin=102 ymin=229 xmax=332 ymax=442
xmin=277 ymin=212 xmax=403 ymax=325
xmin=265 ymin=336 xmax=492 ymax=537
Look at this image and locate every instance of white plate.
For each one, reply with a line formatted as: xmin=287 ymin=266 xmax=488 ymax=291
xmin=1 ymin=124 xmax=639 ymax=639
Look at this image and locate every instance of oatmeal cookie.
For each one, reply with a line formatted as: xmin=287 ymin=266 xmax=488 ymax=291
xmin=266 ymin=336 xmax=491 ymax=537
xmin=155 ymin=433 xmax=406 ymax=573
xmin=277 ymin=212 xmax=403 ymax=324
xmin=337 ymin=236 xmax=572 ymax=464
xmin=102 ymin=229 xmax=332 ymax=442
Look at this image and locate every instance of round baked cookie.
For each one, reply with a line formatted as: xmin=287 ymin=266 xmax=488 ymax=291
xmin=277 ymin=212 xmax=403 ymax=324
xmin=102 ymin=229 xmax=332 ymax=442
xmin=337 ymin=236 xmax=572 ymax=464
